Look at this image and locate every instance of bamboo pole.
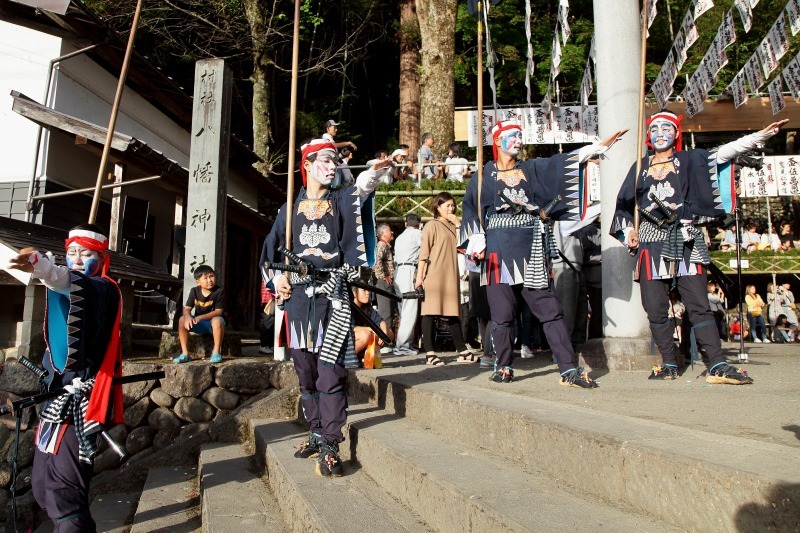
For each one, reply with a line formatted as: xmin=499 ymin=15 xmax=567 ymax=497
xmin=477 ymin=1 xmax=484 ymax=225
xmin=633 ymin=0 xmax=649 ymax=233
xmin=284 ymin=0 xmax=301 ymax=255
xmin=88 ymin=0 xmax=143 ymax=224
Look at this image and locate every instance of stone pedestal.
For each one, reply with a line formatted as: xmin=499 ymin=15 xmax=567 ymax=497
xmin=577 ymin=338 xmax=658 ymax=371
xmin=158 ymin=331 xmax=242 ymax=359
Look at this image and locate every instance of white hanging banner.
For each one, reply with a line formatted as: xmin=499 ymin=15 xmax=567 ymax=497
xmin=718 ymin=9 xmax=737 ymax=49
xmin=682 ymin=9 xmax=699 ymax=48
xmin=558 ymin=0 xmax=571 ymax=45
xmin=524 ymin=0 xmax=534 ymax=104
xmin=467 ymin=110 xmax=496 ymax=147
xmin=673 ymin=30 xmax=688 ymax=70
xmin=663 ymin=50 xmax=678 ymax=86
xmin=729 ymin=69 xmax=749 ymax=108
xmin=581 ymin=105 xmax=600 ymax=142
xmin=734 ymin=0 xmax=753 ymax=33
xmin=769 ymin=12 xmax=790 ymax=62
xmin=768 ymin=75 xmax=786 ymax=115
xmin=757 ymin=36 xmax=779 ymax=78
xmin=552 ymin=33 xmax=562 ymax=79
xmin=745 ymin=53 xmax=765 ymax=91
xmin=748 ymin=0 xmax=760 ymax=7
xmin=642 ymin=0 xmax=658 ymax=34
xmin=742 ymin=159 xmax=777 ymax=198
xmin=787 ymin=0 xmax=800 ymax=36
xmin=580 ymin=65 xmax=593 ymax=108
xmin=554 ymin=106 xmax=585 ymax=144
xmin=588 ymin=35 xmax=596 ymax=65
xmin=524 ymin=107 xmax=555 ymax=144
xmin=782 ymin=57 xmax=800 ymax=98
xmin=776 ymin=156 xmax=800 ymax=196
xmin=653 ymin=72 xmax=672 ymax=109
xmin=693 ymin=0 xmax=714 ymax=20
xmin=683 ymin=83 xmax=704 ymax=118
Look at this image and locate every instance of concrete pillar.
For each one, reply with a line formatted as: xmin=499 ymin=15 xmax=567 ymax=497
xmin=579 ymin=0 xmax=655 ymax=370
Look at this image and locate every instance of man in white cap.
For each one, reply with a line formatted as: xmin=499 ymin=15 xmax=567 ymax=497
xmin=614 ymin=109 xmax=787 ymax=384
xmin=322 ymin=119 xmax=357 ymax=151
xmin=261 ymin=138 xmax=390 ymax=477
xmin=391 ymin=147 xmax=413 ymax=182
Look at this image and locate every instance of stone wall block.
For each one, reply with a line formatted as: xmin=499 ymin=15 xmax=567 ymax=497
xmin=4 ymin=429 xmax=35 ymax=468
xmin=269 ymin=361 xmax=299 ymax=389
xmin=0 ymin=392 xmax=33 ymax=431
xmin=201 ymin=387 xmax=239 ymax=411
xmin=121 ymin=363 xmax=160 ymax=406
xmin=173 ymin=397 xmax=215 ymax=424
xmin=153 ymin=431 xmax=176 ymax=450
xmin=158 ymin=331 xmax=242 ymax=359
xmin=92 ymin=448 xmax=123 ymax=475
xmin=178 ymin=423 xmax=210 ymax=441
xmin=125 ymin=426 xmax=157 ymax=456
xmin=14 ymin=465 xmax=32 ymax=493
xmin=147 ymin=407 xmax=182 ymax=436
xmin=0 ymin=463 xmax=10 ymax=489
xmin=215 ymin=362 xmax=271 ymax=394
xmin=150 ymin=387 xmax=175 ymax=408
xmin=123 ymin=397 xmax=153 ymax=428
xmin=0 ymin=361 xmax=40 ymax=396
xmin=160 ymin=364 xmax=213 ymax=397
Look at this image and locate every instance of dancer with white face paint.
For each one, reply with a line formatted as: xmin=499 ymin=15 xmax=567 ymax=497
xmin=261 ymin=138 xmax=391 ymax=477
xmin=613 ymin=110 xmax=788 ymax=384
xmin=461 ymin=120 xmax=627 ymax=386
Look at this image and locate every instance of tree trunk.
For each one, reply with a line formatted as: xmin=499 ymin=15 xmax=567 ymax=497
xmin=399 ymin=0 xmax=421 ymax=159
xmin=416 ymin=0 xmax=457 ymax=155
xmin=243 ymin=0 xmax=272 ymax=174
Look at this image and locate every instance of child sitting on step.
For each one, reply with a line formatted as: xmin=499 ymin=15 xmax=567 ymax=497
xmin=174 ymin=264 xmax=226 ymax=364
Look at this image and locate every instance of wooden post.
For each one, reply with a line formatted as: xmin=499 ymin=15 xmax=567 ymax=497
xmin=109 ymin=163 xmax=126 ymax=252
xmin=477 ymin=1 xmax=484 ymax=224
xmin=633 ymin=0 xmax=649 ymax=232
xmin=285 ymin=0 xmax=302 ymax=255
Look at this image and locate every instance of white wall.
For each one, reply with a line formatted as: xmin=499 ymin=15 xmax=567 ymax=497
xmin=0 ymin=20 xmax=61 ymax=183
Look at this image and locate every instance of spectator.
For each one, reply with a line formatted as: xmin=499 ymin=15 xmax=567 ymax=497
xmin=259 ymin=280 xmax=275 ymax=355
xmin=707 ymin=282 xmax=728 ymax=341
xmin=760 ymin=225 xmax=780 ymax=251
xmin=444 ymin=142 xmax=471 ymax=182
xmin=418 ymin=132 xmax=438 ymax=180
xmin=730 ymin=316 xmax=748 ymax=342
xmin=393 ymin=213 xmax=422 ymax=355
xmin=772 ymin=314 xmax=797 ymax=343
xmin=668 ymin=290 xmax=685 ymax=343
xmin=175 ymin=264 xmax=226 ymax=363
xmin=334 ymin=147 xmax=355 ymax=188
xmin=719 ymin=228 xmax=739 ymax=251
xmin=373 ymin=223 xmax=396 ymax=350
xmin=767 ymin=282 xmax=798 ymax=326
xmin=352 ymin=286 xmax=392 ymax=363
xmin=322 ymin=119 xmax=357 ymax=151
xmin=779 ymin=237 xmax=793 ymax=252
xmin=415 ymin=192 xmax=476 ymax=365
xmin=779 ymin=222 xmax=795 ymax=248
xmin=742 ymin=223 xmax=761 ymax=252
xmin=391 ymin=147 xmax=413 ymax=182
xmin=744 ymin=284 xmax=769 ymax=343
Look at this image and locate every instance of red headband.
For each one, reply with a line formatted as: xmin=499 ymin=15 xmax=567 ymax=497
xmin=65 ymin=229 xmax=110 ymax=276
xmin=491 ymin=120 xmax=522 ymax=160
xmin=646 ymin=111 xmax=683 ymax=151
xmin=300 ymin=140 xmax=337 ymax=185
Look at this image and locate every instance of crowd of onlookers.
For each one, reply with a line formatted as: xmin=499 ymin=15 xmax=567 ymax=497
xmin=716 ymin=219 xmax=797 ymax=253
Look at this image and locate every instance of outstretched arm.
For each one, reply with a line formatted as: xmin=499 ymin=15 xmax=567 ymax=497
xmin=716 ymin=119 xmax=789 ymax=163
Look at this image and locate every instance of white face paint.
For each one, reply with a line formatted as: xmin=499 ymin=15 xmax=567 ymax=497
xmin=66 ymin=245 xmax=101 ymax=276
xmin=499 ymin=131 xmax=522 ymax=156
xmin=307 ymin=149 xmax=337 ymax=185
xmin=649 ymin=120 xmax=677 ymax=152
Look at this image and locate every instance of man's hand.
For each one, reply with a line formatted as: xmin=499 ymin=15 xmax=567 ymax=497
xmin=371 ymin=156 xmax=392 ymax=171
xmin=760 ymin=119 xmax=789 ymax=136
xmin=627 ymin=229 xmax=639 ymax=249
xmin=7 ymin=247 xmax=36 ymax=273
xmin=275 ymin=275 xmax=292 ymax=301
xmin=384 ymin=275 xmax=393 ymax=285
xmin=599 ymin=129 xmax=629 ymax=148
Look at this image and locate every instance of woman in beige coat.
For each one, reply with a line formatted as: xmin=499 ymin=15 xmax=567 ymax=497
xmin=415 ymin=192 xmax=478 ymax=365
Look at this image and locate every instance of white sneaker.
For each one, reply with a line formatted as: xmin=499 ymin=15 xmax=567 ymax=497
xmin=520 ymin=345 xmax=535 ymax=359
xmin=258 ymin=346 xmax=274 ymax=355
xmin=763 ymin=338 xmax=771 ymax=343
xmin=380 ymin=347 xmax=393 ymax=355
xmin=754 ymin=338 xmax=762 ymax=343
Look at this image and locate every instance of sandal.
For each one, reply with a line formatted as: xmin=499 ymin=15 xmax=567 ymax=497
xmin=425 ymin=353 xmax=446 ymax=366
xmin=456 ymin=352 xmax=480 ymax=363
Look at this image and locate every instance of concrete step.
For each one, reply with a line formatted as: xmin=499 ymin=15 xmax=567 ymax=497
xmin=348 ymin=370 xmax=800 ymax=532
xmin=343 ymin=405 xmax=680 ymax=532
xmin=199 ymin=443 xmax=288 ymax=532
xmin=252 ymin=418 xmax=434 ymax=533
xmin=33 ymin=492 xmax=139 ymax=533
xmin=130 ymin=466 xmax=201 ymax=533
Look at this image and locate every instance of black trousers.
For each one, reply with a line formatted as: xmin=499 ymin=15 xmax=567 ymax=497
xmin=290 ymin=348 xmax=348 ymax=444
xmin=486 ymin=283 xmax=577 ymax=373
xmin=639 ymin=272 xmax=725 ymax=368
xmin=32 ymin=424 xmax=96 ymax=532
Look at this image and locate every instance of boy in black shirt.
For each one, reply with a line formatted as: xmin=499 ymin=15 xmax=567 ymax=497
xmin=174 ymin=264 xmax=226 ymax=363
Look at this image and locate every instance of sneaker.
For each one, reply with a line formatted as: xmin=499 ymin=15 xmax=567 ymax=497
xmin=172 ymin=354 xmax=191 ymax=364
xmin=380 ymin=346 xmax=393 ymax=355
xmin=763 ymin=338 xmax=771 ymax=344
xmin=489 ymin=366 xmax=513 ymax=383
xmin=560 ymin=367 xmax=599 ymax=388
xmin=706 ymin=364 xmax=754 ymax=385
xmin=648 ymin=365 xmax=678 ymax=380
xmin=520 ymin=345 xmax=535 ymax=359
xmin=258 ymin=346 xmax=274 ymax=355
xmin=294 ymin=433 xmax=322 ymax=459
xmin=754 ymin=338 xmax=762 ymax=343
xmin=316 ymin=441 xmax=344 ymax=477
xmin=209 ymin=353 xmax=223 ymax=363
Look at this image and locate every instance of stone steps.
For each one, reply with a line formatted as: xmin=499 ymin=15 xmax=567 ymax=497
xmin=252 ymin=419 xmax=434 ymax=533
xmin=129 ymin=465 xmax=201 ymax=533
xmin=347 ymin=369 xmax=800 ymax=531
xmin=199 ymin=443 xmax=288 ymax=532
xmin=342 ymin=405 xmax=679 ymax=532
xmin=33 ymin=492 xmax=139 ymax=533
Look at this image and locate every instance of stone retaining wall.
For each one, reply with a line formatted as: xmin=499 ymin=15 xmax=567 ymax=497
xmin=0 ymin=358 xmax=298 ymax=530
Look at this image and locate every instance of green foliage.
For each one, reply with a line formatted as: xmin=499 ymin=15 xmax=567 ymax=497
xmin=711 ymin=249 xmax=800 ymax=273
xmin=373 ymin=180 xmax=468 ymax=218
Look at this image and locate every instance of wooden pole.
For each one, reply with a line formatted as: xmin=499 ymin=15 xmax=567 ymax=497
xmin=633 ymin=0 xmax=648 ymax=232
xmin=284 ymin=0 xmax=301 ymax=255
xmin=88 ymin=0 xmax=143 ymax=224
xmin=477 ymin=1 xmax=484 ymax=225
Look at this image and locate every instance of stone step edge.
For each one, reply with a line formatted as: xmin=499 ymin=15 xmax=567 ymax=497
xmin=343 ymin=409 xmax=677 ymax=533
xmin=347 ymin=371 xmax=800 ymax=532
xmin=199 ymin=442 xmax=287 ymax=532
xmin=251 ymin=418 xmax=435 ymax=533
xmin=130 ymin=465 xmax=200 ymax=533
